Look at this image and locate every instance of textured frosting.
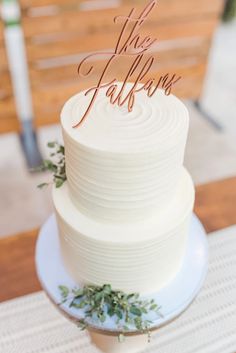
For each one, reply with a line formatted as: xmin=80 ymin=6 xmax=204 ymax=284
xmin=61 ymin=83 xmax=189 ymax=222
xmin=53 ymin=168 xmax=194 ymax=294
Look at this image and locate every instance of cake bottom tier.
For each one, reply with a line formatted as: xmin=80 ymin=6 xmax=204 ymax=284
xmin=53 ymin=168 xmax=195 ymax=295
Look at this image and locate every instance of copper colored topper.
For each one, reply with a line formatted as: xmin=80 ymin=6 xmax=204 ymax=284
xmin=74 ymin=0 xmax=181 ymax=128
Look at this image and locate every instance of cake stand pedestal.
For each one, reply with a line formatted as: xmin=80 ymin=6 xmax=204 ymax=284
xmin=35 ymin=213 xmax=208 ymax=353
xmin=89 ymin=330 xmax=152 ymax=353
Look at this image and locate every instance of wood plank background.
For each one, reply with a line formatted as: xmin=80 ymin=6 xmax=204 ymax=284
xmin=22 ymin=0 xmax=223 ymax=127
xmin=0 ymin=21 xmax=19 ymax=133
xmin=0 ymin=0 xmax=224 ymax=133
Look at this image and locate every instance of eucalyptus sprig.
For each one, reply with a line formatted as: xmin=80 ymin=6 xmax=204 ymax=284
xmin=58 ymin=284 xmax=162 ymax=341
xmin=37 ymin=141 xmax=66 ymax=188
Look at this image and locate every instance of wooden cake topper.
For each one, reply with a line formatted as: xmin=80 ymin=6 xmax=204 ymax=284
xmin=73 ymin=0 xmax=181 ymax=128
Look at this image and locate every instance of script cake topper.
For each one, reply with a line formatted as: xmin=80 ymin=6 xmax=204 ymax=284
xmin=73 ymin=0 xmax=181 ymax=128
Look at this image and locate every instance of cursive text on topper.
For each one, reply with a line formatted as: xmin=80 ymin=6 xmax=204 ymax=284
xmin=73 ymin=0 xmax=181 ymax=128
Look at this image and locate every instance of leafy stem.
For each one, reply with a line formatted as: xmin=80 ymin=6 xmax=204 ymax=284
xmin=37 ymin=141 xmax=66 ymax=188
xmin=58 ymin=284 xmax=162 ymax=341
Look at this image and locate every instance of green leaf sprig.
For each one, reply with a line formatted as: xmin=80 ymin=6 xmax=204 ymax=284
xmin=58 ymin=284 xmax=162 ymax=341
xmin=37 ymin=141 xmax=66 ymax=188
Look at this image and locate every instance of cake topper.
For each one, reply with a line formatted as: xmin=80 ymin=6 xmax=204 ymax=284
xmin=73 ymin=0 xmax=181 ymax=128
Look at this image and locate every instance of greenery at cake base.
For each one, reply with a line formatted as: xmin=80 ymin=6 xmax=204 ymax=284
xmin=36 ymin=141 xmax=66 ymax=188
xmin=58 ymin=283 xmax=162 ymax=342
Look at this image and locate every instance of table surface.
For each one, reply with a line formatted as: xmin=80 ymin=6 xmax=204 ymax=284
xmin=0 ymin=177 xmax=236 ymax=303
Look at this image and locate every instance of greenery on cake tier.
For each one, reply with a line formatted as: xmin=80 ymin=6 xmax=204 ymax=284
xmin=37 ymin=141 xmax=66 ymax=189
xmin=58 ymin=283 xmax=162 ymax=342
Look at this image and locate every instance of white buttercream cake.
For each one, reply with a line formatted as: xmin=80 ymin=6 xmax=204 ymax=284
xmin=53 ymin=82 xmax=195 ymax=294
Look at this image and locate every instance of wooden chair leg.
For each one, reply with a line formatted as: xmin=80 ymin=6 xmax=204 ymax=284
xmin=194 ymin=100 xmax=223 ymax=131
xmin=19 ymin=120 xmax=42 ymax=169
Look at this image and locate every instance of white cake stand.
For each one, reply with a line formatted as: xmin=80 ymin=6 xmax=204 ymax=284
xmin=35 ymin=213 xmax=208 ymax=353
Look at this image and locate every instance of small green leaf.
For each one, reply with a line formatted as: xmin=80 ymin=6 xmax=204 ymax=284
xmin=58 ymin=145 xmax=65 ymax=154
xmin=99 ymin=313 xmax=106 ymax=323
xmin=150 ymin=304 xmax=158 ymax=311
xmin=134 ymin=317 xmax=142 ymax=330
xmin=72 ymin=288 xmax=84 ymax=298
xmin=95 ymin=292 xmax=104 ymax=302
xmin=77 ymin=320 xmax=87 ymax=330
xmin=47 ymin=141 xmax=56 ymax=148
xmin=37 ymin=182 xmax=48 ymax=189
xmin=107 ymin=306 xmax=115 ymax=317
xmin=58 ymin=285 xmax=69 ymax=298
xmin=103 ymin=284 xmax=112 ymax=294
xmin=85 ymin=309 xmax=92 ymax=317
xmin=130 ymin=306 xmax=142 ymax=316
xmin=55 ymin=178 xmax=64 ymax=188
xmin=115 ymin=309 xmax=123 ymax=320
xmin=43 ymin=159 xmax=53 ymax=168
xmin=70 ymin=300 xmax=86 ymax=309
xmin=127 ymin=293 xmax=135 ymax=300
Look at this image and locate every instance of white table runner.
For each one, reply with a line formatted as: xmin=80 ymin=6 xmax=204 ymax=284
xmin=0 ymin=225 xmax=236 ymax=353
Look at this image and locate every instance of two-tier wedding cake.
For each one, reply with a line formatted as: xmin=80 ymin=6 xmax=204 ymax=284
xmin=53 ymin=82 xmax=195 ymax=295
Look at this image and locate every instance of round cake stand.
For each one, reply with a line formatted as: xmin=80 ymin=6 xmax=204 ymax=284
xmin=35 ymin=213 xmax=208 ymax=353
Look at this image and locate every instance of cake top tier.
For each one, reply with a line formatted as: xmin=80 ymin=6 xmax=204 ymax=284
xmin=61 ymin=82 xmax=188 ymax=154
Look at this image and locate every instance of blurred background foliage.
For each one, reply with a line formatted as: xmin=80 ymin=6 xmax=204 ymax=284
xmin=223 ymin=0 xmax=236 ymax=21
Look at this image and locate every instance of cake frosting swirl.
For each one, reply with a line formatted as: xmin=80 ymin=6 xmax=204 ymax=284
xmin=61 ymin=83 xmax=189 ymax=222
